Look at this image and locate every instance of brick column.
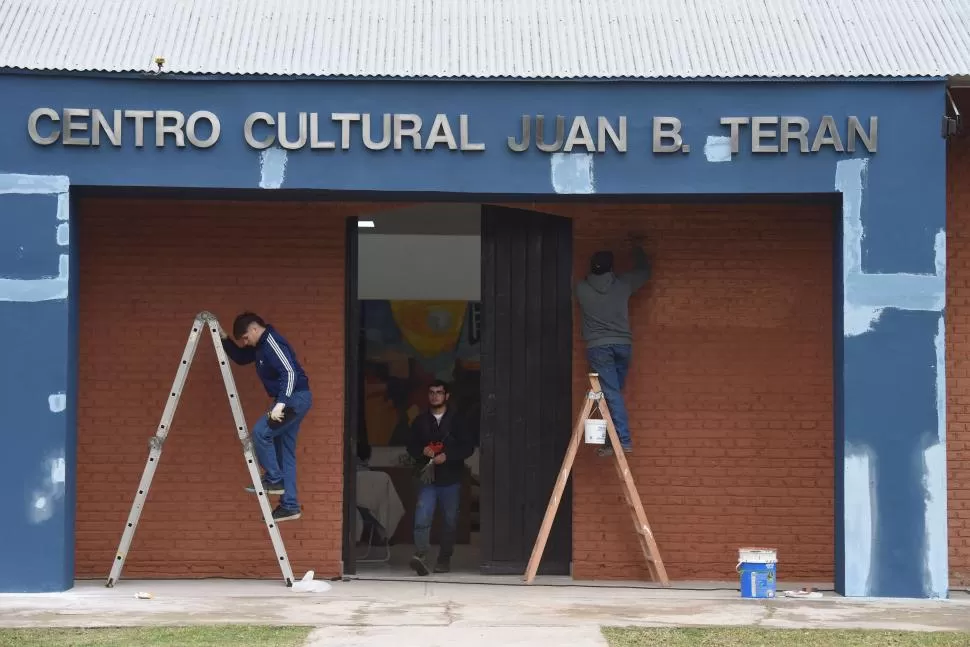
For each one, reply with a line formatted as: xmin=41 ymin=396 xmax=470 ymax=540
xmin=0 ymin=174 xmax=75 ymax=592
xmin=835 ymin=159 xmax=948 ymax=598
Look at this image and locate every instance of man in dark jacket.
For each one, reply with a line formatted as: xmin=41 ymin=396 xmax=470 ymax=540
xmin=220 ymin=312 xmax=313 ymax=522
xmin=406 ymin=380 xmax=474 ymax=575
xmin=575 ymin=235 xmax=651 ymax=456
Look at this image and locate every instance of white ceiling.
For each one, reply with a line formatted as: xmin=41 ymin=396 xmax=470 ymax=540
xmin=358 ymin=203 xmax=481 ymax=237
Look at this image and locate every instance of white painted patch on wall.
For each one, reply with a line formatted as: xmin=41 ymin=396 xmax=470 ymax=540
xmin=550 ymin=153 xmax=595 ymax=194
xmin=50 ymin=457 xmax=66 ymax=486
xmin=935 ymin=230 xmax=946 ymax=277
xmin=923 ymin=314 xmax=949 ymax=598
xmin=57 ymin=191 xmax=70 ymax=222
xmin=837 ymin=158 xmax=868 ymax=280
xmin=844 ymin=447 xmax=875 ymax=597
xmin=936 ymin=315 xmax=946 ymax=446
xmin=27 ymin=490 xmax=53 ymax=524
xmin=27 ymin=452 xmax=66 ymax=525
xmin=703 ymin=136 xmax=733 ymax=163
xmin=0 ymin=173 xmax=69 ymax=194
xmin=923 ymin=441 xmax=948 ymax=598
xmin=259 ymin=147 xmax=288 ymax=189
xmin=836 ymin=158 xmax=945 ymax=327
xmin=843 ymin=305 xmax=884 ymax=337
xmin=0 ymin=253 xmax=69 ymax=302
xmin=0 ymin=173 xmax=70 ymax=303
xmin=48 ymin=392 xmax=66 ymax=412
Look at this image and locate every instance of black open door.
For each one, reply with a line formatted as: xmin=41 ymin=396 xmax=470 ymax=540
xmin=342 ymin=216 xmax=360 ymax=576
xmin=480 ymin=205 xmax=573 ymax=575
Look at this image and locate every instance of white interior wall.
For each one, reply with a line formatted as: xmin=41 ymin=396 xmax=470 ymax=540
xmin=358 ymin=203 xmax=481 ymax=473
xmin=357 ymin=234 xmax=481 ymax=301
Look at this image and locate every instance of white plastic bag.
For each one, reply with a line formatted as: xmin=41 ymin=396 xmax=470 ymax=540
xmin=291 ymin=570 xmax=332 ymax=593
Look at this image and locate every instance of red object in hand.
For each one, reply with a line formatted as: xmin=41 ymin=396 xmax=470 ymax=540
xmin=427 ymin=441 xmax=444 ymax=455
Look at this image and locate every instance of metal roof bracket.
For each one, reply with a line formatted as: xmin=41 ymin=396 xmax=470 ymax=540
xmin=943 ymin=88 xmax=963 ymax=138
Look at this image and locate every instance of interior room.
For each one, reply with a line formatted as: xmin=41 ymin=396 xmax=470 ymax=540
xmin=352 ymin=203 xmax=483 ymax=578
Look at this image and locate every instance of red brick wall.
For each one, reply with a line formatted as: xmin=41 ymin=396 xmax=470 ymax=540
xmin=77 ymin=197 xmax=835 ymax=583
xmin=529 ymin=202 xmax=836 ymax=582
xmin=947 ymin=89 xmax=970 ymax=587
xmin=74 ymin=199 xmax=372 ymax=580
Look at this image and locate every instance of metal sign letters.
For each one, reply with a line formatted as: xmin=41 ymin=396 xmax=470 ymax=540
xmin=25 ymin=108 xmax=879 ymax=155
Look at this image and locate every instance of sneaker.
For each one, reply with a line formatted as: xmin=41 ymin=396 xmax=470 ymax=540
xmin=597 ymin=446 xmax=632 ymax=457
xmin=271 ymin=505 xmax=301 ymax=522
xmin=245 ymin=478 xmax=284 ymax=495
xmin=409 ymin=553 xmax=430 ymax=576
xmin=434 ymin=559 xmax=451 ymax=574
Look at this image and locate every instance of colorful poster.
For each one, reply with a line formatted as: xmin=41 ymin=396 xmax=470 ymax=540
xmin=360 ymin=300 xmax=481 ymax=448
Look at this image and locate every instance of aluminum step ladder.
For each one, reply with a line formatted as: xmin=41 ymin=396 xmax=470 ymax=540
xmin=106 ymin=311 xmax=294 ymax=588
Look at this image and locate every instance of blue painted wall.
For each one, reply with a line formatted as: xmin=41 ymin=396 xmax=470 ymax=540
xmin=0 ymin=174 xmax=74 ymax=592
xmin=0 ymin=74 xmax=949 ymax=597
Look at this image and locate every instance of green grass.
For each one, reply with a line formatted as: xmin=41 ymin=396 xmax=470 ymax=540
xmin=603 ymin=626 xmax=970 ymax=646
xmin=0 ymin=625 xmax=313 ymax=647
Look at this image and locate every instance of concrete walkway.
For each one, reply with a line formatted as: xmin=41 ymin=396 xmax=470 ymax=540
xmin=2 ymin=579 xmax=970 ymax=646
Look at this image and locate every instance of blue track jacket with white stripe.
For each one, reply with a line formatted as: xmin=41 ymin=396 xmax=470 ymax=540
xmin=222 ymin=325 xmax=310 ymax=406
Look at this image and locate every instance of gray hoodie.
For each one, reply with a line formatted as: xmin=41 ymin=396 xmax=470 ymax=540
xmin=575 ymin=247 xmax=651 ymax=348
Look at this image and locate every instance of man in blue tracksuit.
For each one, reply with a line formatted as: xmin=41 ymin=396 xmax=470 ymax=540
xmin=220 ymin=312 xmax=313 ymax=522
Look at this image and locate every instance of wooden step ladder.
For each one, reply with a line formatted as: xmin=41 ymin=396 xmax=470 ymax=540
xmin=524 ymin=373 xmax=669 ymax=586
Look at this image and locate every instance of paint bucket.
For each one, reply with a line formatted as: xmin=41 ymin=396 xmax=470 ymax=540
xmin=584 ymin=419 xmax=607 ymax=444
xmin=737 ymin=548 xmax=777 ymax=599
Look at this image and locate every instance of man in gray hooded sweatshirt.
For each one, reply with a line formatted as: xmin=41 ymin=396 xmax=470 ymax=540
xmin=575 ymin=236 xmax=652 ymax=456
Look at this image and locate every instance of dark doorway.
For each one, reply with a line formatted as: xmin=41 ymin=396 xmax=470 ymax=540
xmin=345 ymin=205 xmax=483 ymax=577
xmin=343 ymin=203 xmax=573 ymax=579
xmin=479 ymin=205 xmax=574 ymax=575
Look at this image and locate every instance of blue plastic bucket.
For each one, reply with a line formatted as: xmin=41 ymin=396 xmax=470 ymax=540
xmin=737 ymin=548 xmax=777 ymax=599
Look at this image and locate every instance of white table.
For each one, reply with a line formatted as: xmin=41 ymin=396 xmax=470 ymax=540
xmin=355 ymin=468 xmax=405 ymax=541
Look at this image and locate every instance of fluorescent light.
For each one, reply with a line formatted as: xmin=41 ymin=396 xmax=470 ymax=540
xmin=357 ymin=220 xmax=375 ymax=228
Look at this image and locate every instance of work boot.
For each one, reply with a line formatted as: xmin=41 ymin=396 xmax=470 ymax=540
xmin=271 ymin=505 xmax=301 ymax=522
xmin=409 ymin=552 xmax=430 ymax=576
xmin=245 ymin=477 xmax=284 ymax=495
xmin=434 ymin=558 xmax=451 ymax=573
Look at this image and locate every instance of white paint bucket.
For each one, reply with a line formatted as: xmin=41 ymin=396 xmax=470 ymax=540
xmin=584 ymin=419 xmax=607 ymax=444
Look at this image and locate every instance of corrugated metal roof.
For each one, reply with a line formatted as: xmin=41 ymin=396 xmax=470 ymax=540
xmin=1 ymin=0 xmax=969 ymax=79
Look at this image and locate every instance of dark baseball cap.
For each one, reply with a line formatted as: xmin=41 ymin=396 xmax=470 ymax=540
xmin=590 ymin=250 xmax=613 ymax=275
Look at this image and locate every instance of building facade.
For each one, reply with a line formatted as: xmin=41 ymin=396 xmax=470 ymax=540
xmin=2 ymin=0 xmax=969 ymax=600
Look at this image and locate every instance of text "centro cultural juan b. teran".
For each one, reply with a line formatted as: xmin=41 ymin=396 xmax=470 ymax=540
xmin=25 ymin=109 xmax=879 ymax=155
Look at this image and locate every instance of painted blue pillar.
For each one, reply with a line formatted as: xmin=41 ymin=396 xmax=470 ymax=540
xmin=834 ymin=155 xmax=948 ymax=599
xmin=0 ymin=174 xmax=76 ymax=592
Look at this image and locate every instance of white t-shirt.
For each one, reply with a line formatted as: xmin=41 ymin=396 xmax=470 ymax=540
xmin=433 ymin=412 xmax=444 ymax=424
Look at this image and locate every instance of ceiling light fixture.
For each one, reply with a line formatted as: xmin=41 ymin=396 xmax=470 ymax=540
xmin=357 ymin=220 xmax=376 ymax=228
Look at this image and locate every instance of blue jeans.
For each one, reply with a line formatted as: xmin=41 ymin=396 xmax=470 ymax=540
xmin=413 ymin=482 xmax=461 ymax=559
xmin=586 ymin=344 xmax=633 ymax=448
xmin=251 ymin=390 xmax=313 ymax=510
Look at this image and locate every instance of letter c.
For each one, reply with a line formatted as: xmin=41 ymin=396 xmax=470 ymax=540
xmin=28 ymin=108 xmax=60 ymax=145
xmin=244 ymin=112 xmax=276 ymax=149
